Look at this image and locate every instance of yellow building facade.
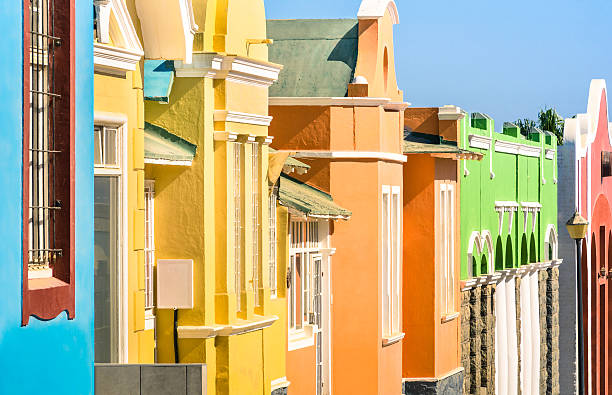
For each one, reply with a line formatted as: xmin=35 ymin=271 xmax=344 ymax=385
xmin=135 ymin=0 xmax=285 ymax=393
xmin=93 ymin=0 xmax=154 ymax=364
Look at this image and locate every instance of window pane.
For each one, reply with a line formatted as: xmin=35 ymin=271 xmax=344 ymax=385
xmin=94 ymin=176 xmax=119 ymax=363
xmin=94 ymin=127 xmax=102 ymax=165
xmin=105 ymin=128 xmax=117 ymax=166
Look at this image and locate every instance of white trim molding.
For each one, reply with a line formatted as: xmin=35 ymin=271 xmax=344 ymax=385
xmin=94 ymin=44 xmax=143 ymax=74
xmin=358 ymin=0 xmax=400 ymax=24
xmin=269 ymin=97 xmax=391 ymax=107
xmin=178 ymin=315 xmax=278 ymax=339
xmin=93 ymin=0 xmax=144 ymax=75
xmin=438 ymin=105 xmax=465 ymax=121
xmin=144 ymin=158 xmax=193 ymax=167
xmin=520 ymin=202 xmax=542 ymax=233
xmin=271 ymin=377 xmax=291 ymax=391
xmin=175 ymin=54 xmax=282 ymax=87
xmin=468 ymin=134 xmax=492 ymax=150
xmin=213 ymin=131 xmax=239 ymax=142
xmin=545 ymin=149 xmax=555 ymax=160
xmin=281 ymin=150 xmax=407 ymax=163
xmin=382 ymin=332 xmax=405 ymax=347
xmin=495 ymin=140 xmax=542 ymax=157
xmin=495 ymin=201 xmax=519 ymax=234
xmin=384 ymin=102 xmax=411 ymax=111
xmin=213 ymin=110 xmax=273 ymax=127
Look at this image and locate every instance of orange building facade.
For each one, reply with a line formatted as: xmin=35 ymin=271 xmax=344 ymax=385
xmin=401 ymin=107 xmax=481 ymax=393
xmin=267 ymin=1 xmax=408 ymax=393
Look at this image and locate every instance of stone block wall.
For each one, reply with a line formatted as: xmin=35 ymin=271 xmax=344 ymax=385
xmin=538 ymin=267 xmax=560 ymax=395
xmin=461 ymin=285 xmax=495 ymax=395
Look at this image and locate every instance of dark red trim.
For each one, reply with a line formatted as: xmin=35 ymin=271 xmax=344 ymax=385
xmin=22 ymin=0 xmax=31 ymax=326
xmin=22 ymin=0 xmax=76 ymax=326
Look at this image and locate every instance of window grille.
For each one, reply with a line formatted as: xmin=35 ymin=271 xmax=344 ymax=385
xmin=28 ymin=0 xmax=62 ymax=276
xmin=234 ymin=143 xmax=243 ymax=312
xmin=252 ymin=143 xmax=260 ymax=306
xmin=439 ymin=183 xmax=455 ymax=315
xmin=144 ymin=181 xmax=155 ymax=310
xmin=382 ymin=188 xmax=391 ymax=336
xmin=269 ymin=191 xmax=277 ymax=298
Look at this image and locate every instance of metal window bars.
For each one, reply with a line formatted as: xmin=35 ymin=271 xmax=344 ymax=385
xmin=29 ymin=0 xmax=62 ymax=273
xmin=252 ymin=144 xmax=260 ymax=306
xmin=144 ymin=181 xmax=155 ymax=309
xmin=269 ymin=192 xmax=277 ymax=297
xmin=234 ymin=143 xmax=243 ymax=312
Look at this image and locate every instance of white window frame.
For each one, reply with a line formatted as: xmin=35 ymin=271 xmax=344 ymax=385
xmin=144 ymin=180 xmax=156 ymax=331
xmin=439 ymin=182 xmax=456 ymax=317
xmin=288 ymin=218 xmax=322 ymax=343
xmin=94 ymin=115 xmax=128 ymax=363
xmin=382 ymin=185 xmax=401 ymax=338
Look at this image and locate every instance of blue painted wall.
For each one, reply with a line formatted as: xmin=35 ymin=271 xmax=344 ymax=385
xmin=0 ymin=2 xmax=94 ymax=394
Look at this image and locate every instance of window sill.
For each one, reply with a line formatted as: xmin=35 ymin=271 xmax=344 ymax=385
xmin=382 ymin=332 xmax=405 ymax=347
xmin=288 ymin=325 xmax=317 ymax=351
xmin=29 ymin=276 xmax=69 ymax=290
xmin=441 ymin=312 xmax=460 ymax=324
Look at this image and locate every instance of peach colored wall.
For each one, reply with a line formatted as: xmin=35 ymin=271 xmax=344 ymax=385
xmin=402 ymin=155 xmax=437 ymax=377
xmin=404 ymin=108 xmax=439 ymax=136
xmin=287 ymin=346 xmax=317 ymax=395
xmin=269 ymin=106 xmax=331 ymax=150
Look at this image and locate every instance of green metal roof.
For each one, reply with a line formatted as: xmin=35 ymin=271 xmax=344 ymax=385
xmin=279 ymin=174 xmax=351 ymax=219
xmin=267 ymin=19 xmax=358 ymax=97
xmin=144 ymin=122 xmax=197 ymax=164
xmin=268 ymin=147 xmax=311 ymax=171
xmin=144 ymin=60 xmax=175 ymax=103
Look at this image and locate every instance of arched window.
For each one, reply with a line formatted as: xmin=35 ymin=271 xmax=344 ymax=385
xmin=481 ymin=230 xmax=494 ymax=274
xmin=544 ymin=224 xmax=558 ymax=261
xmin=467 ymin=231 xmax=482 ymax=278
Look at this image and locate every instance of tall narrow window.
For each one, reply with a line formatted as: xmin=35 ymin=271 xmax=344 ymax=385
xmin=144 ymin=181 xmax=155 ymax=322
xmin=391 ymin=187 xmax=401 ymax=334
xmin=23 ymin=0 xmax=75 ymax=325
xmin=382 ymin=187 xmax=391 ymax=336
xmin=252 ymin=143 xmax=261 ymax=306
xmin=439 ymin=183 xmax=455 ymax=315
xmin=234 ymin=143 xmax=243 ymax=312
xmin=269 ymin=190 xmax=277 ymax=298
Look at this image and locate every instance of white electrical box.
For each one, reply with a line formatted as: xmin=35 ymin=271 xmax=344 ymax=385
xmin=157 ymin=259 xmax=194 ymax=309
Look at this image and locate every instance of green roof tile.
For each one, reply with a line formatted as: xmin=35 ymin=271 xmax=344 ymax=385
xmin=279 ymin=174 xmax=351 ymax=219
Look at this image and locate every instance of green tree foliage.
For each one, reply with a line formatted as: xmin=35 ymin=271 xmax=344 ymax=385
xmin=515 ymin=107 xmax=565 ymax=145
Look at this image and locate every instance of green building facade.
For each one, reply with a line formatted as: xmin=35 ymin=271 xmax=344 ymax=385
xmin=457 ymin=113 xmax=561 ymax=395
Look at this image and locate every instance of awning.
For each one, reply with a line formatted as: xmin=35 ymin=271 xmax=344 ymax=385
xmin=144 ymin=60 xmax=175 ymax=104
xmin=403 ymin=132 xmax=482 ymax=161
xmin=279 ymin=174 xmax=351 ymax=220
xmin=144 ymin=122 xmax=197 ymax=166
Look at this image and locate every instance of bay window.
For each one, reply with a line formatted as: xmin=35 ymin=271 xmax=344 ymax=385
xmin=23 ymin=0 xmax=76 ymax=325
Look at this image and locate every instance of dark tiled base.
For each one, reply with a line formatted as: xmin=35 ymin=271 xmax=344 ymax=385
xmin=403 ymin=370 xmax=464 ymax=395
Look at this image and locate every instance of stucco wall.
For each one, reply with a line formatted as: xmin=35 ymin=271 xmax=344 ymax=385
xmin=0 ymin=1 xmax=94 ymax=393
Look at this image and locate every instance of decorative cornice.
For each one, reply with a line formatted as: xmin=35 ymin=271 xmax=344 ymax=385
xmin=213 ymin=131 xmax=238 ymax=142
xmin=438 ymin=105 xmax=465 ymax=121
xmin=256 ymin=136 xmax=274 ymax=145
xmin=175 ymin=54 xmax=282 ymax=87
xmin=494 ymin=140 xmax=541 ymax=157
xmin=213 ymin=110 xmax=273 ymax=127
xmin=283 ymin=150 xmax=407 ymax=163
xmin=383 ymin=102 xmax=411 ymax=111
xmin=545 ymin=149 xmax=555 ymax=160
xmin=178 ymin=315 xmax=278 ymax=338
xmin=494 ymin=201 xmax=519 ymax=211
xmin=468 ymin=134 xmax=492 ymax=150
xmin=94 ymin=43 xmax=143 ymax=74
xmin=269 ymin=97 xmax=391 ymax=107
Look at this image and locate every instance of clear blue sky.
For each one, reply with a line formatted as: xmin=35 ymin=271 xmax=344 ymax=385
xmin=265 ymin=0 xmax=612 ymax=127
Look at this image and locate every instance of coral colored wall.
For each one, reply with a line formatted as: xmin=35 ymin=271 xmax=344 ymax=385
xmin=0 ymin=1 xmax=94 ymax=393
xmin=287 ymin=346 xmax=317 ymax=394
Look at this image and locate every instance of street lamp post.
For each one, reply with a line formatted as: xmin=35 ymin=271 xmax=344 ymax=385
xmin=566 ymin=211 xmax=589 ymax=395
